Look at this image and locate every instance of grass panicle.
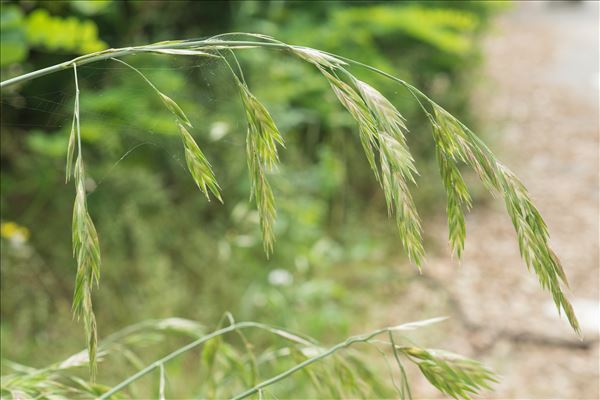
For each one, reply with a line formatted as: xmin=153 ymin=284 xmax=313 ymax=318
xmin=72 ymin=157 xmax=101 ymax=302
xmin=496 ymin=164 xmax=579 ymax=333
xmin=318 ymin=68 xmax=381 ymax=179
xmin=178 ymin=123 xmax=223 ymax=202
xmin=432 ymin=117 xmax=472 ymax=259
xmin=114 ymin=58 xmax=222 ymax=202
xmin=431 ymin=106 xmax=499 ymax=193
xmin=403 ymin=347 xmax=497 ymax=400
xmin=71 ymin=158 xmax=100 ymax=382
xmin=309 ymin=65 xmax=424 ymax=266
xmin=429 ymin=102 xmax=579 ymax=334
xmin=238 ymin=82 xmax=284 ymax=256
xmin=355 ymin=79 xmax=424 ymax=266
xmin=69 ymin=64 xmax=100 ymax=382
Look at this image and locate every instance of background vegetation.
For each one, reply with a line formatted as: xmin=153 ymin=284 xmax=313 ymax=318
xmin=1 ymin=0 xmax=509 ymax=397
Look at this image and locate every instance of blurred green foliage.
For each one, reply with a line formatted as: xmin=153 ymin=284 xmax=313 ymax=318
xmin=0 ymin=0 xmax=505 ymax=396
xmin=0 ymin=4 xmax=107 ymax=66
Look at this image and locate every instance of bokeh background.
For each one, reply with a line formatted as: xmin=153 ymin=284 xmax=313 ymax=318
xmin=1 ymin=0 xmax=598 ymax=398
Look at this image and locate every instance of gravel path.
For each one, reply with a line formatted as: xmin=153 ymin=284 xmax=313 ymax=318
xmin=383 ymin=2 xmax=599 ymax=398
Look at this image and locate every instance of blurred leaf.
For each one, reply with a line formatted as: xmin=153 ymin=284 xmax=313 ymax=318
xmin=70 ymin=0 xmax=113 ymax=16
xmin=25 ymin=9 xmax=107 ymax=55
xmin=26 ymin=131 xmax=69 ymax=158
xmin=0 ymin=6 xmax=27 ymax=66
xmin=335 ymin=5 xmax=479 ymax=54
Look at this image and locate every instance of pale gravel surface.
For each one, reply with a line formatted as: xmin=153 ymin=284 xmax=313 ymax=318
xmin=380 ymin=2 xmax=599 ymax=398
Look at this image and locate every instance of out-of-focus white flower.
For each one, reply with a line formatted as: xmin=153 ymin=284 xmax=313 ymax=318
xmin=268 ymin=269 xmax=293 ymax=286
xmin=210 ymin=121 xmax=229 ymax=141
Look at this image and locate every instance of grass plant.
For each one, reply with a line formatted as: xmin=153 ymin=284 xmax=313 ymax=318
xmin=0 ymin=32 xmax=578 ymax=399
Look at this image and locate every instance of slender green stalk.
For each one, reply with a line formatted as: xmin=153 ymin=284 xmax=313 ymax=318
xmin=0 ymin=40 xmax=279 ymax=88
xmin=98 ymin=322 xmax=253 ymax=399
xmin=231 ymin=327 xmax=392 ymax=400
xmin=0 ymin=38 xmax=397 ymax=89
xmin=0 ymin=38 xmax=440 ymax=127
xmin=98 ymin=321 xmax=315 ymax=399
xmin=0 ymin=38 xmax=422 ymax=110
